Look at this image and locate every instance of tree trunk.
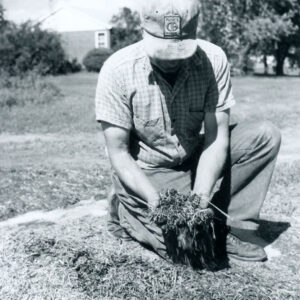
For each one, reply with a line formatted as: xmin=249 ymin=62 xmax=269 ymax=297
xmin=275 ymin=58 xmax=285 ymax=76
xmin=263 ymin=55 xmax=268 ymax=75
xmin=275 ymin=42 xmax=290 ymax=76
xmin=238 ymin=45 xmax=252 ymax=75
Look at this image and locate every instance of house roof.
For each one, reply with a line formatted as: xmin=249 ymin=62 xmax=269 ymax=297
xmin=41 ymin=5 xmax=112 ymax=32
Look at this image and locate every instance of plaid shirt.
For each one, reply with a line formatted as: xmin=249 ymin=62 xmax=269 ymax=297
xmin=95 ymin=39 xmax=236 ymax=168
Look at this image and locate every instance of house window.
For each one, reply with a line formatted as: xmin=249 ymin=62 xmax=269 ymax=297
xmin=96 ymin=32 xmax=106 ymax=48
xmin=95 ymin=30 xmax=111 ymax=49
xmin=97 ymin=32 xmax=105 ymax=47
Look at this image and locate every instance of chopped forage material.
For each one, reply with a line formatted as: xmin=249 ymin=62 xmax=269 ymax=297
xmin=149 ymin=189 xmax=217 ymax=269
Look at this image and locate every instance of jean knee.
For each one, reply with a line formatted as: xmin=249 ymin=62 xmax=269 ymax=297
xmin=256 ymin=121 xmax=281 ymax=154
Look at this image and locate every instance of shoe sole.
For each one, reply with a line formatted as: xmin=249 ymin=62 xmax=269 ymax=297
xmin=228 ymin=253 xmax=268 ymax=262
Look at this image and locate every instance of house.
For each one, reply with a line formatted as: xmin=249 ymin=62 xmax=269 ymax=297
xmin=41 ymin=5 xmax=112 ymax=63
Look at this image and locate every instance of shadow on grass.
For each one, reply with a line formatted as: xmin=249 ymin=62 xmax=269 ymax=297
xmin=258 ymin=219 xmax=291 ymax=246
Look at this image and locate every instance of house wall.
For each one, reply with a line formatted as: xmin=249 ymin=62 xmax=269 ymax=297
xmin=60 ymin=30 xmax=111 ymax=64
xmin=60 ymin=31 xmax=95 ymax=63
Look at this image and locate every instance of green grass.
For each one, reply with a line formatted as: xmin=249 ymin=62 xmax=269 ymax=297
xmin=0 ymin=73 xmax=300 ymax=299
xmin=0 ymin=72 xmax=100 ymax=134
xmin=0 ymin=72 xmax=63 ymax=108
xmin=231 ymin=76 xmax=300 ymax=128
xmin=0 ymin=73 xmax=299 ymax=134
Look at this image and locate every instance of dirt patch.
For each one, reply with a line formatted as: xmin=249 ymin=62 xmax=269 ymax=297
xmin=0 ymin=199 xmax=107 ymax=228
xmin=0 ymin=133 xmax=107 ymax=169
xmin=0 ymin=134 xmax=58 ymax=144
xmin=0 ymin=127 xmax=299 ymax=168
xmin=0 ymin=132 xmax=105 ymax=144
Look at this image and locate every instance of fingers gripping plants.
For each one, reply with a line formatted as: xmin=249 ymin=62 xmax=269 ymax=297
xmin=149 ymin=189 xmax=217 ymax=269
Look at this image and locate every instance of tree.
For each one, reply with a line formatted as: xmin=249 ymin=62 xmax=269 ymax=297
xmin=245 ymin=0 xmax=300 ymax=76
xmin=199 ymin=0 xmax=259 ymax=73
xmin=270 ymin=0 xmax=300 ymax=75
xmin=0 ymin=3 xmax=10 ymax=32
xmin=289 ymin=47 xmax=300 ymax=70
xmin=199 ymin=0 xmax=300 ymax=75
xmin=110 ymin=7 xmax=142 ymax=51
xmin=0 ymin=21 xmax=67 ymax=75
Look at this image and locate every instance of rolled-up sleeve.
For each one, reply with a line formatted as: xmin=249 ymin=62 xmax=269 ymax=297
xmin=204 ymin=49 xmax=236 ymax=113
xmin=204 ymin=72 xmax=219 ymax=112
xmin=95 ymin=62 xmax=133 ymax=130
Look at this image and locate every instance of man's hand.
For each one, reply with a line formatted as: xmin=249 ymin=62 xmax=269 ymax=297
xmin=191 ymin=192 xmax=211 ymax=209
xmin=148 ymin=194 xmax=160 ymax=210
xmin=199 ymin=194 xmax=211 ymax=209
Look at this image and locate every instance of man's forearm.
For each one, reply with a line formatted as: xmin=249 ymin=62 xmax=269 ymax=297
xmin=192 ymin=138 xmax=228 ymax=197
xmin=110 ymin=151 xmax=160 ymax=206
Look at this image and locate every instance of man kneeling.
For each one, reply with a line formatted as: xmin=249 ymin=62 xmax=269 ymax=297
xmin=95 ymin=0 xmax=281 ymax=262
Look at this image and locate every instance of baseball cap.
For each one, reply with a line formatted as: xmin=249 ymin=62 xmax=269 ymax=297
xmin=140 ymin=0 xmax=200 ymax=60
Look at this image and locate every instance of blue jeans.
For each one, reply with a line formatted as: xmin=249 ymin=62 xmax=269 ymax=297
xmin=107 ymin=121 xmax=281 ymax=257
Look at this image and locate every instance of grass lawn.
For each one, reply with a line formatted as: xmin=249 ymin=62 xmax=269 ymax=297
xmin=0 ymin=72 xmax=300 ymax=299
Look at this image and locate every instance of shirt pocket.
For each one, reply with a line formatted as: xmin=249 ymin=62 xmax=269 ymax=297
xmin=185 ymin=110 xmax=204 ymax=137
xmin=133 ymin=116 xmax=165 ymax=146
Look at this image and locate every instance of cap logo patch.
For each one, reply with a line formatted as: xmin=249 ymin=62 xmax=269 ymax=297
xmin=164 ymin=15 xmax=181 ymax=38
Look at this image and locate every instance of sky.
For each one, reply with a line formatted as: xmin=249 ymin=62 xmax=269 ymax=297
xmin=2 ymin=0 xmax=139 ymax=25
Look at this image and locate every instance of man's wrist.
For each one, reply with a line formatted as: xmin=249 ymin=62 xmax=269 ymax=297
xmin=192 ymin=191 xmax=211 ymax=199
xmin=192 ymin=191 xmax=211 ymax=209
xmin=146 ymin=193 xmax=160 ymax=209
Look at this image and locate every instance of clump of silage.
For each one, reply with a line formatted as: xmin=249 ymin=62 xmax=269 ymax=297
xmin=149 ymin=189 xmax=216 ymax=269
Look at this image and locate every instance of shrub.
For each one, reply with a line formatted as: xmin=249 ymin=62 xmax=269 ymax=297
xmin=58 ymin=58 xmax=82 ymax=74
xmin=83 ymin=48 xmax=113 ymax=72
xmin=0 ymin=21 xmax=80 ymax=76
xmin=0 ymin=71 xmax=63 ymax=107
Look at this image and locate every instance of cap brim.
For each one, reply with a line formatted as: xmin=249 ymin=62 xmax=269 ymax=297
xmin=143 ymin=31 xmax=197 ymax=60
